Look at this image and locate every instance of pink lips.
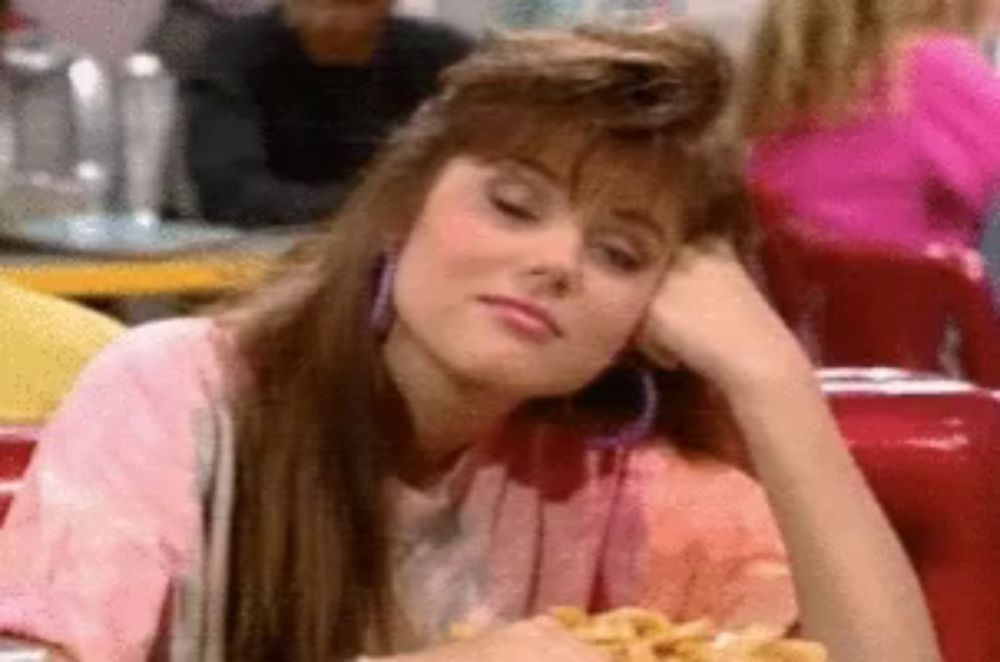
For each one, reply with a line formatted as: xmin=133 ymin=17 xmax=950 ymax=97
xmin=478 ymin=295 xmax=562 ymax=342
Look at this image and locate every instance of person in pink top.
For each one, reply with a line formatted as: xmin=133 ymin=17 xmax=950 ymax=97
xmin=743 ymin=0 xmax=1000 ymax=252
xmin=0 ymin=24 xmax=938 ymax=662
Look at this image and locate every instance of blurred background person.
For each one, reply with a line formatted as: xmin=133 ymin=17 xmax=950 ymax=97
xmin=147 ymin=0 xmax=276 ymax=220
xmin=681 ymin=0 xmax=764 ymax=58
xmin=742 ymin=0 xmax=1000 ymax=264
xmin=186 ymin=0 xmax=473 ymax=228
xmin=148 ymin=0 xmax=275 ymax=79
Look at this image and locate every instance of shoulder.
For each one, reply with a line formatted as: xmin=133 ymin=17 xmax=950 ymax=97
xmin=899 ymin=32 xmax=1000 ymax=155
xmin=36 ymin=318 xmax=233 ymax=483
xmin=213 ymin=9 xmax=284 ymax=44
xmin=386 ymin=16 xmax=475 ymax=62
xmin=904 ymin=33 xmax=995 ymax=90
xmin=204 ymin=9 xmax=288 ymax=70
xmin=907 ymin=33 xmax=984 ymax=65
xmin=75 ymin=317 xmax=229 ymax=402
xmin=93 ymin=317 xmax=220 ymax=362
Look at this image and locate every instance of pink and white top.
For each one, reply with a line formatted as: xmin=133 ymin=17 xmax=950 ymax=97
xmin=749 ymin=34 xmax=1000 ymax=250
xmin=0 ymin=319 xmax=796 ymax=661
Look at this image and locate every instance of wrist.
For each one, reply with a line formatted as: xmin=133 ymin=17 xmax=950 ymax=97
xmin=724 ymin=362 xmax=845 ymax=465
xmin=716 ymin=345 xmax=817 ymax=404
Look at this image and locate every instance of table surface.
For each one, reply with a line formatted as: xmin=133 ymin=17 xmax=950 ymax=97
xmin=0 ymin=231 xmax=310 ymax=298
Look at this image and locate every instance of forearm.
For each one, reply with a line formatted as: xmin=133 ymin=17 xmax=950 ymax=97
xmin=728 ymin=368 xmax=940 ymax=662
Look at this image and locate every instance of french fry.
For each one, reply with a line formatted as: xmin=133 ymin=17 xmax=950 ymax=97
xmin=447 ymin=622 xmax=480 ymax=641
xmin=449 ymin=606 xmax=827 ymax=662
xmin=545 ymin=607 xmax=827 ymax=662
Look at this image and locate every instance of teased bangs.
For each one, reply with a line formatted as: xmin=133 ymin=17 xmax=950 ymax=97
xmin=445 ymin=102 xmax=689 ymax=245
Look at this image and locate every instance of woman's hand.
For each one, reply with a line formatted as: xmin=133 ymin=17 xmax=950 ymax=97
xmin=638 ymin=241 xmax=813 ymax=397
xmin=394 ymin=616 xmax=606 ymax=662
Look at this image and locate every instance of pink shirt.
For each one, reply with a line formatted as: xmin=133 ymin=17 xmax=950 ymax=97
xmin=0 ymin=319 xmax=795 ymax=661
xmin=749 ymin=34 xmax=1000 ymax=250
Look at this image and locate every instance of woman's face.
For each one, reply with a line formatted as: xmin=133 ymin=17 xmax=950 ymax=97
xmin=389 ymin=155 xmax=676 ymax=400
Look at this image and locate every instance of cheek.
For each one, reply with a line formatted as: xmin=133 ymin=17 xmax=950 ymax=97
xmin=409 ymin=199 xmax=509 ymax=281
xmin=573 ymin=280 xmax=658 ymax=353
xmin=590 ymin=304 xmax=646 ymax=351
xmin=394 ymin=203 xmax=507 ymax=321
xmin=541 ymin=286 xmax=654 ymax=395
xmin=590 ymin=275 xmax=661 ymax=345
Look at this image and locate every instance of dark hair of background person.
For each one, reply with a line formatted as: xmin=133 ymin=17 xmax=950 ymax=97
xmin=216 ymin=24 xmax=753 ymax=661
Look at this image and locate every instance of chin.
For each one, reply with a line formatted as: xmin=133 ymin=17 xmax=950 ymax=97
xmin=445 ymin=349 xmax=595 ymax=399
xmin=300 ymin=34 xmax=376 ymax=64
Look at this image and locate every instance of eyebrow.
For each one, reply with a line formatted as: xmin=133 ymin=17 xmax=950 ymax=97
xmin=495 ymin=158 xmax=670 ymax=243
xmin=610 ymin=209 xmax=668 ymax=243
xmin=500 ymin=157 xmax=562 ymax=187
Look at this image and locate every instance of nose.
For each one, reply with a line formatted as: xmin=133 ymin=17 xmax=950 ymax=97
xmin=520 ymin=224 xmax=584 ymax=298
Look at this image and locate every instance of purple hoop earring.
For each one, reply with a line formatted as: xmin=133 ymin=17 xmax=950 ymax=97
xmin=370 ymin=252 xmax=398 ymax=339
xmin=590 ymin=366 xmax=659 ymax=449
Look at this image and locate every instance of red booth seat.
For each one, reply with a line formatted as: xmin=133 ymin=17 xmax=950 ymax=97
xmin=2 ymin=371 xmax=999 ymax=661
xmin=0 ymin=427 xmax=36 ymax=524
xmin=751 ymin=189 xmax=1000 ymax=387
xmin=821 ymin=368 xmax=1000 ymax=662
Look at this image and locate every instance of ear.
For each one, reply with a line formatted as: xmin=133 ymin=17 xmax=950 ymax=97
xmin=371 ymin=251 xmax=399 ymax=339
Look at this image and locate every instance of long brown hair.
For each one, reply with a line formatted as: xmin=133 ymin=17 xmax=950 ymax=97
xmin=218 ymin=24 xmax=752 ymax=661
xmin=742 ymin=0 xmax=991 ymax=137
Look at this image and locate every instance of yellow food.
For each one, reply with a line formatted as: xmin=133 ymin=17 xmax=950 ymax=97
xmin=548 ymin=607 xmax=827 ymax=662
xmin=449 ymin=607 xmax=827 ymax=662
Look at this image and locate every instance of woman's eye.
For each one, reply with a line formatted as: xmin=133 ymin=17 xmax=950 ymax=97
xmin=592 ymin=238 xmax=646 ymax=273
xmin=486 ymin=172 xmax=546 ymax=223
xmin=489 ymin=192 xmax=538 ymax=222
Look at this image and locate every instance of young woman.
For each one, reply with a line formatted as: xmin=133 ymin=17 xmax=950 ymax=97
xmin=0 ymin=25 xmax=939 ymax=662
xmin=743 ymin=0 xmax=1000 ymax=252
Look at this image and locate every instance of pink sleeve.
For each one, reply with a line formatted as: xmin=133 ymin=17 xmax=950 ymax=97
xmin=0 ymin=320 xmax=219 ymax=662
xmin=634 ymin=448 xmax=798 ymax=631
xmin=911 ymin=37 xmax=1000 ymax=224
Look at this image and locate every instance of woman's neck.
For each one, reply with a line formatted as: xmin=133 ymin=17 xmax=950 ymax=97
xmin=383 ymin=327 xmax=520 ymax=486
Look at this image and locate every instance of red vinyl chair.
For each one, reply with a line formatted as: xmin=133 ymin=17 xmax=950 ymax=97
xmin=0 ymin=427 xmax=37 ymax=525
xmin=821 ymin=369 xmax=1000 ymax=662
xmin=751 ymin=190 xmax=1000 ymax=387
xmin=2 ymin=374 xmax=999 ymax=661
